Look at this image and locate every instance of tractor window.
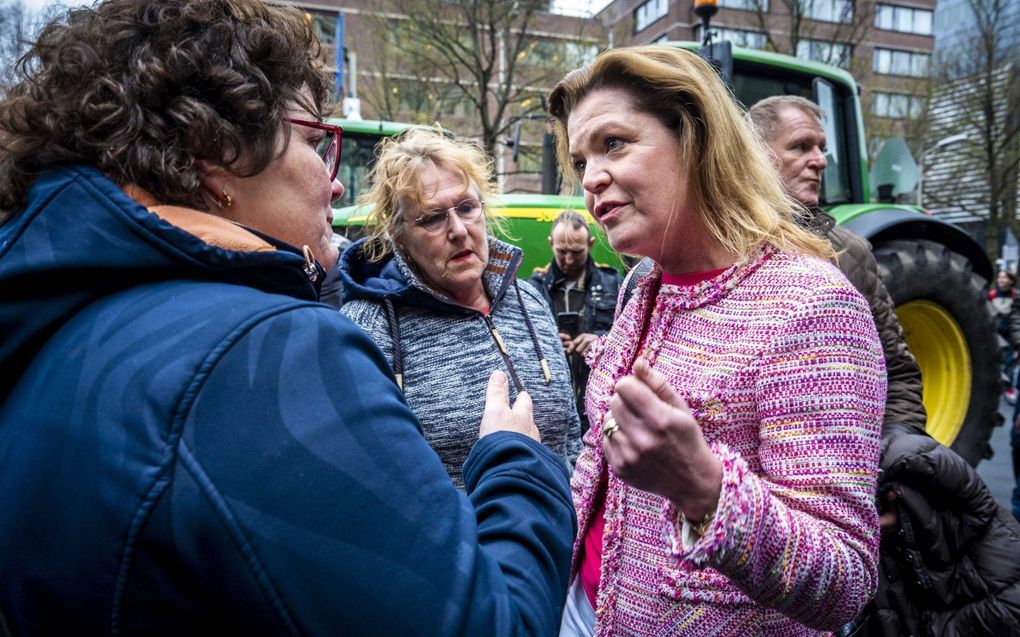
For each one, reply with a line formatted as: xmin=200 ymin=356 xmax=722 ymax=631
xmin=335 ymin=133 xmax=381 ymax=208
xmin=813 ymin=78 xmax=851 ymax=205
xmin=732 ymin=73 xmax=812 ymax=109
xmin=732 ymin=64 xmax=854 ymax=206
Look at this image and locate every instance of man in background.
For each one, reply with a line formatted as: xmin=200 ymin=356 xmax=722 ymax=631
xmin=529 ymin=210 xmax=621 ymax=434
xmin=751 ymin=95 xmax=1020 ymax=637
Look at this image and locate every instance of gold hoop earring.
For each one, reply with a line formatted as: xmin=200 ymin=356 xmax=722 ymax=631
xmin=215 ymin=189 xmax=233 ymax=210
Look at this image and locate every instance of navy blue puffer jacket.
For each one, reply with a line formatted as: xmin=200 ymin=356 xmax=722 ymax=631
xmin=0 ymin=166 xmax=575 ymax=636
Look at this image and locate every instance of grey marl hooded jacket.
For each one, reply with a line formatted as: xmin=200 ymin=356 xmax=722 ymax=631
xmin=340 ymin=236 xmax=582 ymax=488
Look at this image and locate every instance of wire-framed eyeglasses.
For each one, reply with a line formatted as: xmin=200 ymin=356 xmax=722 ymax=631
xmin=286 ymin=118 xmax=343 ymax=182
xmin=413 ymin=198 xmax=485 ymax=234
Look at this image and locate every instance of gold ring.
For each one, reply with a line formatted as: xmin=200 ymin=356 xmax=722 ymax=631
xmin=601 ymin=416 xmax=619 ymax=438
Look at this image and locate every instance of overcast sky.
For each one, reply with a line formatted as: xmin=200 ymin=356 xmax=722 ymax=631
xmin=23 ymin=0 xmax=84 ymax=9
xmin=20 ymin=0 xmax=87 ymax=14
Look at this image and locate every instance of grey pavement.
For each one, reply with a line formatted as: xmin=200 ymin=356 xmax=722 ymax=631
xmin=976 ymin=395 xmax=1016 ymax=514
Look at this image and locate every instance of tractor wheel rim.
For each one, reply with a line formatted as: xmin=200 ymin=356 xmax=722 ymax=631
xmin=896 ymin=300 xmax=970 ymax=446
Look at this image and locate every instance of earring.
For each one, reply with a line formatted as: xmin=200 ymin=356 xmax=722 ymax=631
xmin=215 ymin=189 xmax=233 ymax=210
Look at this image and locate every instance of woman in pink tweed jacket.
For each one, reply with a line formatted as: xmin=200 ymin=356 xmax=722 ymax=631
xmin=547 ymin=46 xmax=886 ymax=637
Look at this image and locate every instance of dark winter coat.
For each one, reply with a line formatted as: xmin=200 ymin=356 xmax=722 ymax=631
xmin=527 ymin=257 xmax=622 ymax=338
xmin=871 ymin=422 xmax=1020 ymax=637
xmin=0 ymin=166 xmax=576 ymax=636
xmin=528 ymin=257 xmax=621 ymax=431
xmin=803 ymin=210 xmax=1020 ymax=637
xmin=1006 ymin=291 xmax=1020 ymax=348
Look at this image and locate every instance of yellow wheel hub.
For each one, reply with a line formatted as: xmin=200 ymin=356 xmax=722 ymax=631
xmin=897 ymin=300 xmax=970 ymax=446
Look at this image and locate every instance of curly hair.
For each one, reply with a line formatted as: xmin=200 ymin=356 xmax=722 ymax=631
xmin=548 ymin=46 xmax=833 ymax=263
xmin=359 ymin=127 xmax=506 ymax=263
xmin=0 ymin=0 xmax=332 ymax=220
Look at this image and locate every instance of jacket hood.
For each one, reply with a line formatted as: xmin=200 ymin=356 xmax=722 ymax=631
xmin=339 ymin=235 xmax=523 ymax=313
xmin=0 ymin=165 xmax=320 ymax=398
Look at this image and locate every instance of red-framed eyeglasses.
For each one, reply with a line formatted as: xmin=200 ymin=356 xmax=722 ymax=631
xmin=286 ymin=118 xmax=343 ymax=182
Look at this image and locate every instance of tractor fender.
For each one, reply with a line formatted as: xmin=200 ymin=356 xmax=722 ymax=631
xmin=839 ymin=208 xmax=994 ymax=283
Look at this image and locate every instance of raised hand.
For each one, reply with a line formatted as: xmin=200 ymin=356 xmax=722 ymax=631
xmin=602 ymin=358 xmax=722 ymax=520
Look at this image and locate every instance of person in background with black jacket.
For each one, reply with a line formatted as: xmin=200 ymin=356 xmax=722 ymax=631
xmin=990 ymin=270 xmax=1018 ymax=403
xmin=1003 ymin=292 xmax=1020 ymax=523
xmin=751 ymin=94 xmax=1020 ymax=637
xmin=528 ymin=210 xmax=622 ymax=434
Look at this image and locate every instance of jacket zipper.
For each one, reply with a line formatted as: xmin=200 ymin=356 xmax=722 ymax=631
xmin=481 ymin=313 xmax=525 ymax=394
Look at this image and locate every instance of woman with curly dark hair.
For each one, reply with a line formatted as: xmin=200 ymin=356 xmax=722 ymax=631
xmin=0 ymin=1 xmax=575 ymax=634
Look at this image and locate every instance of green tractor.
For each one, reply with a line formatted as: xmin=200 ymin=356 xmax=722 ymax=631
xmin=331 ymin=44 xmax=1001 ymax=466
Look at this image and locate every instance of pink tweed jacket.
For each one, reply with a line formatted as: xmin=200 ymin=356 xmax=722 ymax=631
xmin=574 ymin=246 xmax=886 ymax=637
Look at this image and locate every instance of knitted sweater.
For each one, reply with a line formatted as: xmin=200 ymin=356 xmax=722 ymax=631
xmin=340 ymin=236 xmax=582 ymax=488
xmin=575 ymin=246 xmax=886 ymax=636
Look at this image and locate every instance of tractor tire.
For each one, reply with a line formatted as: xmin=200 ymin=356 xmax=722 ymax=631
xmin=873 ymin=239 xmax=1001 ymax=466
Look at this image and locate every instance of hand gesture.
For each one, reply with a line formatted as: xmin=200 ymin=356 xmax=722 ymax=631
xmin=567 ymin=332 xmax=598 ymax=355
xmin=479 ymin=371 xmax=540 ymax=442
xmin=602 ymin=358 xmax=722 ymax=520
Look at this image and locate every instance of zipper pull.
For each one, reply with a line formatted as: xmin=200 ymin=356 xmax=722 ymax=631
xmin=490 ymin=325 xmax=508 ymax=354
xmin=302 ymin=245 xmax=320 ymax=282
xmin=481 ymin=313 xmax=524 ymax=393
xmin=540 ymin=358 xmax=552 ymax=385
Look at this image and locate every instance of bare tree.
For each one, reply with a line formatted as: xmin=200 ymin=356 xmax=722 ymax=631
xmin=744 ymin=0 xmax=878 ymax=69
xmin=865 ymin=75 xmax=933 ymax=164
xmin=0 ymin=0 xmax=36 ymax=90
xmin=0 ymin=0 xmax=67 ymax=93
xmin=359 ymin=0 xmax=601 ymax=160
xmin=356 ymin=22 xmax=457 ymax=125
xmin=924 ymin=0 xmax=1020 ymax=259
xmin=737 ymin=0 xmax=908 ymax=162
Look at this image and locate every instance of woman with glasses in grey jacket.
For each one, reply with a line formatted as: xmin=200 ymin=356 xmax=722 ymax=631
xmin=340 ymin=128 xmax=582 ymax=488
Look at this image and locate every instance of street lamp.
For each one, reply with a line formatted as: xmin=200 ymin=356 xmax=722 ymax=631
xmin=918 ymin=132 xmax=970 ymax=206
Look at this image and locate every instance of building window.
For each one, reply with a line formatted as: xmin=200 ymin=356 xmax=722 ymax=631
xmin=524 ymin=40 xmax=600 ymax=69
xmin=306 ymin=11 xmax=337 ymax=45
xmin=719 ymin=0 xmax=769 ymax=10
xmin=872 ymin=92 xmax=925 ymax=118
xmin=696 ymin=25 xmax=767 ymax=49
xmin=873 ymin=47 xmax=930 ymax=77
xmin=875 ymin=4 xmax=933 ymax=35
xmin=634 ymin=0 xmax=668 ymax=32
xmin=803 ymin=0 xmax=853 ymax=23
xmin=796 ymin=39 xmax=852 ymax=68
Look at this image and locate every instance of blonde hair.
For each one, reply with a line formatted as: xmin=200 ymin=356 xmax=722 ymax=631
xmin=359 ymin=127 xmax=504 ymax=262
xmin=547 ymin=45 xmax=832 ymax=262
